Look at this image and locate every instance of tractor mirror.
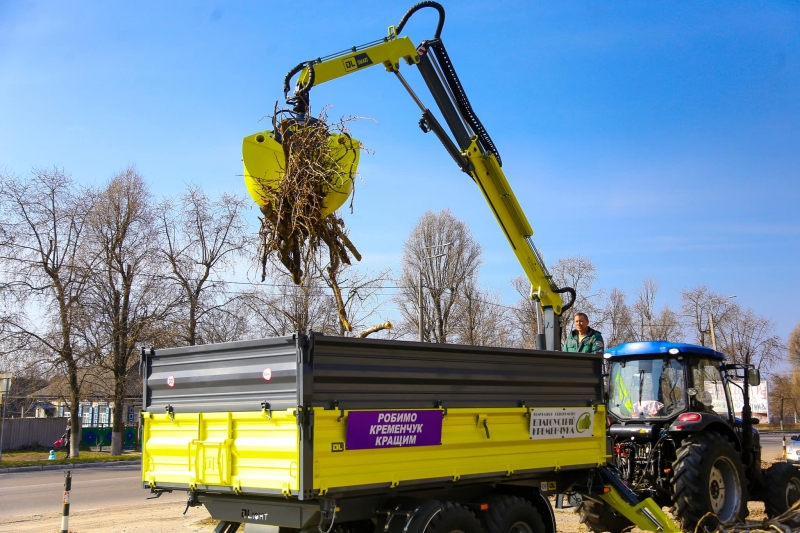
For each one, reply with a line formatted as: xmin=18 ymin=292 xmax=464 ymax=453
xmin=747 ymin=368 xmax=761 ymax=387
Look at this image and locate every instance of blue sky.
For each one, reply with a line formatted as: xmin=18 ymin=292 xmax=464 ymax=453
xmin=1 ymin=1 xmax=798 ymax=343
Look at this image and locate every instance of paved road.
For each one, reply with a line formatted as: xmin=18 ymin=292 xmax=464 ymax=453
xmin=761 ymin=431 xmax=797 ymax=461
xmin=0 ymin=464 xmax=185 ymax=518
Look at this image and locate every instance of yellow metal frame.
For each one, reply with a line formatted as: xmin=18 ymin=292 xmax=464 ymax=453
xmin=463 ymin=140 xmax=563 ymax=312
xmin=141 ymin=409 xmax=299 ymax=495
xmin=313 ymin=406 xmax=606 ymax=494
xmin=599 ymin=488 xmax=681 ymax=532
xmin=142 ymin=406 xmax=607 ymax=496
xmin=295 ymin=29 xmax=419 ymax=89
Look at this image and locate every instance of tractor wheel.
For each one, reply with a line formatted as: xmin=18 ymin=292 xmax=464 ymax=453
xmin=762 ymin=462 xmax=800 ymax=519
xmin=578 ymin=499 xmax=633 ymax=533
xmin=480 ymin=496 xmax=546 ymax=533
xmin=672 ymin=432 xmax=748 ymax=531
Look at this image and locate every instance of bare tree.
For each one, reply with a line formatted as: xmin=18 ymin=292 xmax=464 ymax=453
xmin=599 ymin=287 xmax=635 ymax=347
xmin=158 ymin=186 xmax=251 ymax=346
xmin=548 ymin=256 xmax=602 ymax=342
xmin=242 ymin=272 xmax=337 ymax=337
xmin=0 ymin=168 xmax=97 ymax=458
xmin=769 ymin=372 xmax=798 ymax=426
xmin=509 ymin=275 xmax=541 ymax=349
xmin=84 ymin=167 xmax=172 ymax=454
xmin=319 ymin=264 xmax=392 ymax=337
xmin=680 ymin=286 xmax=739 ymax=347
xmin=395 ymin=210 xmax=482 ymax=343
xmin=629 ymin=278 xmax=682 ymax=341
xmin=719 ymin=307 xmax=781 ymax=371
xmin=452 ymin=275 xmax=511 ymax=347
xmin=788 ymin=321 xmax=800 ymax=368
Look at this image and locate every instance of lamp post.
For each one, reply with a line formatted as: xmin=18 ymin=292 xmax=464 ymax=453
xmin=0 ymin=373 xmax=13 ymax=462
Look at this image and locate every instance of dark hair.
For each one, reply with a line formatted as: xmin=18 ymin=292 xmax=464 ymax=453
xmin=575 ymin=312 xmax=589 ymax=321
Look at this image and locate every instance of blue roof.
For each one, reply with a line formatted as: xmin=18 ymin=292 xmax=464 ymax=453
xmin=605 ymin=341 xmax=726 ymax=360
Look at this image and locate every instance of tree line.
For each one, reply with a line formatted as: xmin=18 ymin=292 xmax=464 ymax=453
xmin=0 ymin=168 xmax=792 ymax=456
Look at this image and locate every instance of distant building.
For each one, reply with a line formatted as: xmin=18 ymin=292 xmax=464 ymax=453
xmin=29 ymin=365 xmax=142 ymax=428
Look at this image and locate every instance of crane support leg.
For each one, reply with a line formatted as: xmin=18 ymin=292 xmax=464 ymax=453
xmin=588 ymin=467 xmax=680 ymax=532
xmin=543 ymin=306 xmax=562 ymax=351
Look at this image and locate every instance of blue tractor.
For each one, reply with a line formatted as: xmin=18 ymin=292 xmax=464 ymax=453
xmin=579 ymin=341 xmax=800 ymax=532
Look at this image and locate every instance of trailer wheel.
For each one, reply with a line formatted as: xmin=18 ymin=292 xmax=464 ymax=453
xmin=763 ymin=462 xmax=800 ymax=518
xmin=381 ymin=501 xmax=482 ymax=533
xmin=480 ymin=495 xmax=545 ymax=533
xmin=672 ymin=432 xmax=748 ymax=531
xmin=578 ymin=499 xmax=633 ymax=533
xmin=422 ymin=502 xmax=482 ymax=533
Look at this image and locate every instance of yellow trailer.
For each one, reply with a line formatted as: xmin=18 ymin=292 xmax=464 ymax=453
xmin=141 ymin=334 xmax=677 ymax=532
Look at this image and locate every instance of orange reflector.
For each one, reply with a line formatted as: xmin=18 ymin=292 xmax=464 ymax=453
xmin=480 ymin=504 xmax=489 ymax=511
xmin=664 ymin=468 xmax=672 ymax=474
xmin=603 ymin=487 xmax=611 ymax=493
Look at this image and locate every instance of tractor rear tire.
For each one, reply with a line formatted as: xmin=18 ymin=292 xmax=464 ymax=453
xmin=481 ymin=496 xmax=546 ymax=533
xmin=763 ymin=462 xmax=800 ymax=519
xmin=672 ymin=432 xmax=748 ymax=531
xmin=578 ymin=499 xmax=633 ymax=533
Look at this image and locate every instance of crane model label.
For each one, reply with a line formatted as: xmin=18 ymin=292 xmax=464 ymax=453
xmin=529 ymin=407 xmax=594 ymax=440
xmin=343 ymin=53 xmax=374 ymax=72
xmin=346 ymin=410 xmax=443 ymax=450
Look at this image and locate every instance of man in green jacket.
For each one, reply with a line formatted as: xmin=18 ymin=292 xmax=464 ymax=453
xmin=564 ymin=312 xmax=605 ymax=353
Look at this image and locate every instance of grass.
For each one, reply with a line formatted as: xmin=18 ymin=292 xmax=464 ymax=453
xmin=1 ymin=448 xmax=141 ymax=467
xmin=758 ymin=424 xmax=800 ymax=433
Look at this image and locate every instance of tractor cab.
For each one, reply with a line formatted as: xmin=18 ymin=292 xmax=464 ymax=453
xmin=605 ymin=341 xmax=731 ymax=424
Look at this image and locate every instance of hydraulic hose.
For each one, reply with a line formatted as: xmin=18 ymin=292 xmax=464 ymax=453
xmin=554 ymin=286 xmax=577 ymax=313
xmin=396 ymin=1 xmax=445 ymax=39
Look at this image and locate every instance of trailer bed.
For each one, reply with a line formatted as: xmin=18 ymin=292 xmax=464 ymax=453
xmin=141 ymin=334 xmax=605 ymax=500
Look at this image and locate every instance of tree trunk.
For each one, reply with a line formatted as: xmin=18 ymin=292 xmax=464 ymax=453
xmin=110 ymin=376 xmax=126 ymax=455
xmin=69 ymin=391 xmax=81 ymax=459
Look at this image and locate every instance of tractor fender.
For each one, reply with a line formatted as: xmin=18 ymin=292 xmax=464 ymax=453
xmin=668 ymin=414 xmax=740 ymax=449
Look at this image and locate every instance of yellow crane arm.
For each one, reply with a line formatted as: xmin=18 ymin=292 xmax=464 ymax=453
xmin=285 ymin=30 xmax=572 ymax=317
xmin=265 ymin=3 xmax=576 ymax=346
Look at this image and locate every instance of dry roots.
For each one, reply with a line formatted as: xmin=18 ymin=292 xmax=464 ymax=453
xmin=257 ymin=107 xmax=362 ymax=331
xmin=696 ymin=500 xmax=800 ymax=532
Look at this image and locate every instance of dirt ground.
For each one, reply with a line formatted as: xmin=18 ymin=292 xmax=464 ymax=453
xmin=4 ymin=498 xmax=771 ymax=533
xmin=551 ymin=500 xmax=768 ymax=532
xmin=4 ymin=500 xmax=218 ymax=533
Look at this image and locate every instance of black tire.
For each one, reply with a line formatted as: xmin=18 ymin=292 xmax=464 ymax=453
xmin=762 ymin=462 xmax=800 ymax=518
xmin=382 ymin=501 xmax=482 ymax=533
xmin=481 ymin=496 xmax=546 ymax=533
xmin=672 ymin=432 xmax=748 ymax=531
xmin=578 ymin=498 xmax=633 ymax=533
xmin=424 ymin=502 xmax=483 ymax=533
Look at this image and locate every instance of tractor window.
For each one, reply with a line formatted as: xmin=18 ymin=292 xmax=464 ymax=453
xmin=608 ymin=358 xmax=686 ymax=419
xmin=691 ymin=358 xmax=730 ymax=419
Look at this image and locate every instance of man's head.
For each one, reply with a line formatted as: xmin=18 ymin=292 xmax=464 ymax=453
xmin=574 ymin=313 xmax=590 ymax=335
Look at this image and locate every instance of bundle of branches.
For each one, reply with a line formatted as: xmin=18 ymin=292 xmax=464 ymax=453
xmin=257 ymin=108 xmax=362 ymax=331
xmin=696 ymin=501 xmax=800 ymax=533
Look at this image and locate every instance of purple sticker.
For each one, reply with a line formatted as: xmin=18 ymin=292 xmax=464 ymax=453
xmin=346 ymin=410 xmax=443 ymax=450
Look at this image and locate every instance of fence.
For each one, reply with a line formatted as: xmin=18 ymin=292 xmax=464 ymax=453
xmin=0 ymin=418 xmax=139 ymax=451
xmin=0 ymin=418 xmax=73 ymax=450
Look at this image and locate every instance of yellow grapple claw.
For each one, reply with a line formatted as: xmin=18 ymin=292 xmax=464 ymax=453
xmin=242 ymin=130 xmax=359 ymax=217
